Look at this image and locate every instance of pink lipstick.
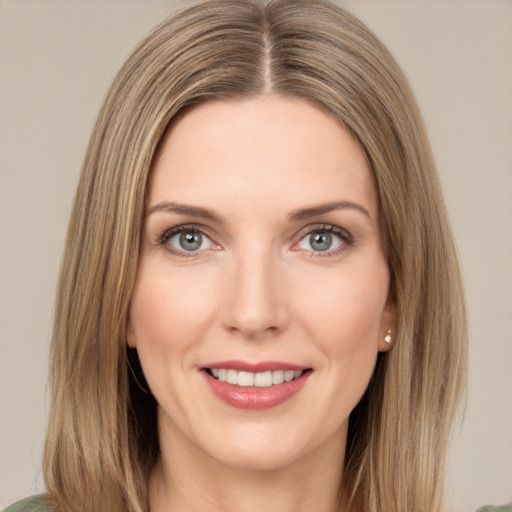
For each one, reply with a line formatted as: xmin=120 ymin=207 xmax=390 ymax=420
xmin=201 ymin=360 xmax=311 ymax=410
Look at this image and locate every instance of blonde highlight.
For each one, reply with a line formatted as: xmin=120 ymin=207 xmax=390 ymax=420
xmin=43 ymin=2 xmax=467 ymax=511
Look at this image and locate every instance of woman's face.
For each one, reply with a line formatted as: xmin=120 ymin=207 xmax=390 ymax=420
xmin=129 ymin=95 xmax=394 ymax=471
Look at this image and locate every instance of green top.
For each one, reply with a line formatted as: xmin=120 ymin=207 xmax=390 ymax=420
xmin=478 ymin=506 xmax=512 ymax=512
xmin=4 ymin=495 xmax=512 ymax=511
xmin=3 ymin=496 xmax=51 ymax=512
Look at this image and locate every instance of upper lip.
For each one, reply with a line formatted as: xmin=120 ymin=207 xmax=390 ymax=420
xmin=202 ymin=360 xmax=310 ymax=372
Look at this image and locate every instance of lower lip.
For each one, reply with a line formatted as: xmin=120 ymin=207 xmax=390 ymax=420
xmin=203 ymin=371 xmax=310 ymax=410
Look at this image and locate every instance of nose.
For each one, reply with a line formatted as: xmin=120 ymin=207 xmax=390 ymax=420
xmin=221 ymin=246 xmax=290 ymax=339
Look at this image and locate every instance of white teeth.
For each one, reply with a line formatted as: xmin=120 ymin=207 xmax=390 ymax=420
xmin=272 ymin=370 xmax=284 ymax=385
xmin=284 ymin=370 xmax=295 ymax=382
xmin=254 ymin=371 xmax=272 ymax=387
xmin=210 ymin=368 xmax=304 ymax=387
xmin=226 ymin=369 xmax=238 ymax=385
xmin=237 ymin=371 xmax=255 ymax=387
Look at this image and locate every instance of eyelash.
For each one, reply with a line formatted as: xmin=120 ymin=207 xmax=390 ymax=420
xmin=295 ymin=224 xmax=354 ymax=258
xmin=158 ymin=224 xmax=217 ymax=257
xmin=157 ymin=223 xmax=354 ymax=258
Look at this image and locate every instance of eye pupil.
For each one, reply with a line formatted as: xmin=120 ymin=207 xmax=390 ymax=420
xmin=179 ymin=231 xmax=202 ymax=251
xmin=310 ymin=232 xmax=332 ymax=251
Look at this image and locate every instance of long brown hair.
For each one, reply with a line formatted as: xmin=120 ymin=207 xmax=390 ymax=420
xmin=43 ymin=1 xmax=467 ymax=511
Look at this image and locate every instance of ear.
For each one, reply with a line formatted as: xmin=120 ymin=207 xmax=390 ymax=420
xmin=378 ymin=295 xmax=396 ymax=352
xmin=127 ymin=320 xmax=136 ymax=348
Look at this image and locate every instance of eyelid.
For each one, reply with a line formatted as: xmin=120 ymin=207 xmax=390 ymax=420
xmin=158 ymin=223 xmax=221 ymax=255
xmin=292 ymin=223 xmax=354 ymax=256
xmin=155 ymin=222 xmax=353 ymax=258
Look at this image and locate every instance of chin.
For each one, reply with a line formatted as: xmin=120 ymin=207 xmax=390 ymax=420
xmin=197 ymin=419 xmax=342 ymax=473
xmin=209 ymin=442 xmax=307 ymax=472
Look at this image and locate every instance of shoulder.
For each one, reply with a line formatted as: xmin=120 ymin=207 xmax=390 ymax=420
xmin=477 ymin=504 xmax=512 ymax=512
xmin=3 ymin=495 xmax=53 ymax=512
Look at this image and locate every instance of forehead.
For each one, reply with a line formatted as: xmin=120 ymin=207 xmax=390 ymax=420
xmin=149 ymin=95 xmax=377 ymax=219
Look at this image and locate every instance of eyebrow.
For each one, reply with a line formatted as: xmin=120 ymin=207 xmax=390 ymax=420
xmin=147 ymin=201 xmax=223 ymax=223
xmin=288 ymin=201 xmax=372 ymax=222
xmin=147 ymin=199 xmax=372 ymax=224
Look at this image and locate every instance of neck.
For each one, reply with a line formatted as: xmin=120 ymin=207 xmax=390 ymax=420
xmin=149 ymin=418 xmax=347 ymax=512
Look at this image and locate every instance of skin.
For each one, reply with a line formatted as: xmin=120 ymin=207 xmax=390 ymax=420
xmin=128 ymin=95 xmax=395 ymax=512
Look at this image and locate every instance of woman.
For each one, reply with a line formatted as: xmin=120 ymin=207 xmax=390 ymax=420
xmin=4 ymin=0 xmax=476 ymax=511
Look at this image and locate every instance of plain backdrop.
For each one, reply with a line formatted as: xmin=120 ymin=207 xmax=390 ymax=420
xmin=0 ymin=1 xmax=511 ymax=510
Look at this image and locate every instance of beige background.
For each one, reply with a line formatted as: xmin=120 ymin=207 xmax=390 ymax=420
xmin=1 ymin=1 xmax=511 ymax=510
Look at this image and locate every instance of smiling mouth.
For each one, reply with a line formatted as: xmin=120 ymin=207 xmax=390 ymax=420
xmin=202 ymin=364 xmax=312 ymax=409
xmin=205 ymin=368 xmax=311 ymax=388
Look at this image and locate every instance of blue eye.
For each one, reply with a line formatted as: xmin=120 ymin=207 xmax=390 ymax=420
xmin=164 ymin=228 xmax=215 ymax=252
xmin=297 ymin=226 xmax=349 ymax=253
xmin=308 ymin=232 xmax=335 ymax=251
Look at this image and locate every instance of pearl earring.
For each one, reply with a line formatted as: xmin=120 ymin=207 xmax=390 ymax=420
xmin=384 ymin=330 xmax=392 ymax=344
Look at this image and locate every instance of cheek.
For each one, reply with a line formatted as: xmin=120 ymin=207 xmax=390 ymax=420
xmin=292 ymin=258 xmax=389 ymax=400
xmin=295 ymin=262 xmax=389 ymax=345
xmin=129 ymin=260 xmax=219 ymax=354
